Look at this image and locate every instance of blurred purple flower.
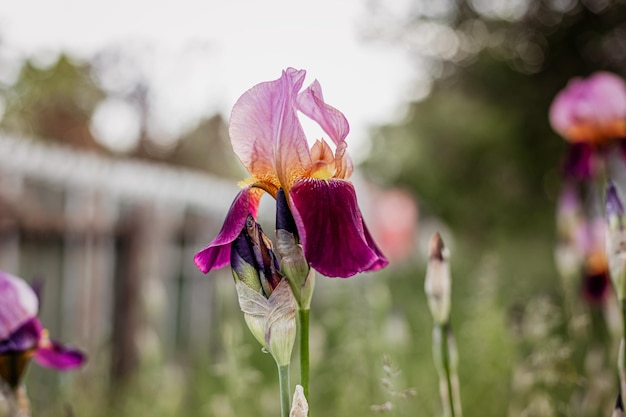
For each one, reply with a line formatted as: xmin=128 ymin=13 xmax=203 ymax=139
xmin=194 ymin=68 xmax=387 ymax=278
xmin=0 ymin=270 xmax=85 ymax=388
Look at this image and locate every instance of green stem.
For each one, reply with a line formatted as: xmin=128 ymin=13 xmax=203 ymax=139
xmin=278 ymin=364 xmax=291 ymax=417
xmin=620 ymin=300 xmax=626 ymax=401
xmin=299 ymin=308 xmax=310 ymax=399
xmin=440 ymin=323 xmax=456 ymax=417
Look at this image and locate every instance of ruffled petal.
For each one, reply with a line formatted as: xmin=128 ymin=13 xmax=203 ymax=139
xmin=0 ymin=271 xmax=39 ymax=341
xmin=289 ymin=178 xmax=388 ymax=278
xmin=35 ymin=340 xmax=85 ymax=370
xmin=297 ymin=80 xmax=350 ymax=146
xmin=0 ymin=318 xmax=42 ymax=355
xmin=194 ymin=187 xmax=263 ymax=274
xmin=230 ymin=68 xmax=312 ymax=188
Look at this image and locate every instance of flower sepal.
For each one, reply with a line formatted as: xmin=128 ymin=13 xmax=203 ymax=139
xmin=235 ymin=279 xmax=297 ymax=367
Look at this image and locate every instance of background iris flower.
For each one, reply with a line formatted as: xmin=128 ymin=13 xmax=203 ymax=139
xmin=0 ymin=270 xmax=85 ymax=388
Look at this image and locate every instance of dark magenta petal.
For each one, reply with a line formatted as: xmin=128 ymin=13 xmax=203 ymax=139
xmin=363 ymin=222 xmax=389 ymax=271
xmin=194 ymin=187 xmax=263 ymax=274
xmin=289 ymin=178 xmax=388 ymax=278
xmin=562 ymin=143 xmax=594 ymax=180
xmin=0 ymin=318 xmax=42 ymax=355
xmin=34 ymin=340 xmax=85 ymax=370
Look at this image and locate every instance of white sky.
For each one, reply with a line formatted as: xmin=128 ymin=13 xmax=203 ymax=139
xmin=0 ymin=0 xmax=424 ymax=160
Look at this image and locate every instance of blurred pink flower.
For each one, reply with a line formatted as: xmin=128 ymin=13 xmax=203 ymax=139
xmin=194 ymin=68 xmax=387 ymax=278
xmin=550 ymin=72 xmax=626 ymax=144
xmin=368 ymin=188 xmax=418 ymax=263
xmin=0 ymin=271 xmax=85 ymax=388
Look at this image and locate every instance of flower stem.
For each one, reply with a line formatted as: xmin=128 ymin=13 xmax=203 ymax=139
xmin=0 ymin=384 xmax=30 ymax=417
xmin=278 ymin=364 xmax=291 ymax=417
xmin=619 ymin=299 xmax=626 ymax=401
xmin=434 ymin=323 xmax=462 ymax=417
xmin=441 ymin=324 xmax=455 ymax=417
xmin=299 ymin=308 xmax=310 ymax=399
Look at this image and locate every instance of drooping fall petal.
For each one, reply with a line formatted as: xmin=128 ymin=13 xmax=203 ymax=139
xmin=230 ymin=68 xmax=312 ymax=188
xmin=34 ymin=339 xmax=85 ymax=370
xmin=289 ymin=178 xmax=388 ymax=278
xmin=194 ymin=187 xmax=263 ymax=273
xmin=0 ymin=271 xmax=38 ymax=341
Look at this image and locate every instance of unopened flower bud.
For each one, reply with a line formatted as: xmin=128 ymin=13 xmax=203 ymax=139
xmin=606 ymin=182 xmax=626 ymax=300
xmin=231 ymin=215 xmax=296 ymax=367
xmin=276 ymin=189 xmax=314 ymax=309
xmin=231 ymin=215 xmax=282 ymax=297
xmin=235 ymin=280 xmax=296 ymax=367
xmin=425 ymin=233 xmax=451 ymax=325
xmin=289 ymin=385 xmax=309 ymax=417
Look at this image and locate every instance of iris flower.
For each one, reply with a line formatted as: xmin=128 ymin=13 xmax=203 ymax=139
xmin=549 ymin=72 xmax=626 ymax=179
xmin=194 ymin=68 xmax=387 ymax=278
xmin=0 ymin=270 xmax=85 ymax=388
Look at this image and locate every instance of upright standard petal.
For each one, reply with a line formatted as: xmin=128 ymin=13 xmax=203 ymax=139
xmin=550 ymin=72 xmax=626 ymax=143
xmin=296 ymin=80 xmax=350 ymax=146
xmin=230 ymin=68 xmax=312 ymax=188
xmin=289 ymin=178 xmax=388 ymax=278
xmin=0 ymin=271 xmax=38 ymax=341
xmin=194 ymin=187 xmax=263 ymax=274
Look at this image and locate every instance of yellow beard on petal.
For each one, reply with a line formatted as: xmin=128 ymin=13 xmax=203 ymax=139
xmin=310 ymin=162 xmax=335 ymax=180
xmin=238 ymin=177 xmax=279 ymax=198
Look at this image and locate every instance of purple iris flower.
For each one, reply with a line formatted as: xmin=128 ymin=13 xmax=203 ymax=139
xmin=550 ymin=72 xmax=626 ymax=179
xmin=194 ymin=68 xmax=387 ymax=278
xmin=0 ymin=270 xmax=85 ymax=388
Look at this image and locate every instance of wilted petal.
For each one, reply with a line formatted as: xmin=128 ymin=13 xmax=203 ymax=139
xmin=0 ymin=318 xmax=41 ymax=354
xmin=297 ymin=80 xmax=350 ymax=146
xmin=0 ymin=271 xmax=39 ymax=341
xmin=194 ymin=187 xmax=263 ymax=273
xmin=290 ymin=178 xmax=388 ymax=278
xmin=35 ymin=340 xmax=85 ymax=370
xmin=230 ymin=68 xmax=311 ymax=188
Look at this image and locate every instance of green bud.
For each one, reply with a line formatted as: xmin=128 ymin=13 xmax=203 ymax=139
xmin=276 ymin=189 xmax=314 ymax=308
xmin=235 ymin=279 xmax=296 ymax=367
xmin=424 ymin=233 xmax=451 ymax=325
xmin=231 ymin=214 xmax=296 ymax=366
xmin=231 ymin=215 xmax=282 ymax=297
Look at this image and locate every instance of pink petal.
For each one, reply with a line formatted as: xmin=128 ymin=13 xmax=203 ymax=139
xmin=194 ymin=187 xmax=263 ymax=274
xmin=0 ymin=271 xmax=39 ymax=340
xmin=289 ymin=178 xmax=388 ymax=278
xmin=35 ymin=340 xmax=85 ymax=370
xmin=297 ymin=80 xmax=350 ymax=146
xmin=550 ymin=72 xmax=626 ymax=140
xmin=230 ymin=68 xmax=312 ymax=187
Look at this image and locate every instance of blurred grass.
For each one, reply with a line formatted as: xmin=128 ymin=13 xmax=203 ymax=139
xmin=25 ymin=221 xmax=615 ymax=417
